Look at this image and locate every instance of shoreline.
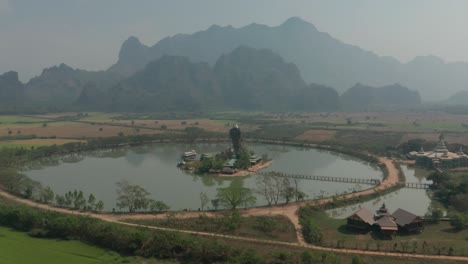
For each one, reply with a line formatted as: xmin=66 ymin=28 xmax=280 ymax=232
xmin=217 ymin=160 xmax=273 ymax=177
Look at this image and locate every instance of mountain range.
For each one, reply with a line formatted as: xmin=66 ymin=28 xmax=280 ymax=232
xmin=85 ymin=46 xmax=343 ymax=112
xmin=1 ymin=17 xmax=461 ymax=112
xmin=109 ymin=17 xmax=468 ymax=102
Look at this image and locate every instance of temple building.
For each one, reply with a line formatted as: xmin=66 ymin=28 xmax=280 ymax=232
xmin=346 ymin=204 xmax=424 ymax=238
xmin=407 ymin=134 xmax=468 ymax=169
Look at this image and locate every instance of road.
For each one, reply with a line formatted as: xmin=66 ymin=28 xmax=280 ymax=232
xmin=1 ymin=157 xmax=467 ymax=262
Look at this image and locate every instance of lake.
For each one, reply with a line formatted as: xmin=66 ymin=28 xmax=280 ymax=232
xmin=25 ymin=142 xmax=383 ymax=211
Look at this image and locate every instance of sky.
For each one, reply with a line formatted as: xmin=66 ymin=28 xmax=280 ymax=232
xmin=2 ymin=0 xmax=468 ymax=81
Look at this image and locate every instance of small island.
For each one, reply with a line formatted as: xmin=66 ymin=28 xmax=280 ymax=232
xmin=179 ymin=124 xmax=272 ymax=176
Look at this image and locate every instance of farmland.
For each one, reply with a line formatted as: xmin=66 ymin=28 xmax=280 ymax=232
xmin=0 ymin=226 xmax=149 ymax=264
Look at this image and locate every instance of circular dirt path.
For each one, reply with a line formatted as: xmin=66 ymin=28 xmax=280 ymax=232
xmin=2 ymin=158 xmax=467 ymax=262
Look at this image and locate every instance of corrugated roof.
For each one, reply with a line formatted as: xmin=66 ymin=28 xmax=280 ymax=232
xmin=351 ymin=208 xmax=375 ymax=225
xmin=377 ymin=216 xmax=398 ymax=230
xmin=392 ymin=208 xmax=419 ymax=227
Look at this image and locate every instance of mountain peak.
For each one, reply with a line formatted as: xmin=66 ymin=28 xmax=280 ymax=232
xmin=118 ymin=36 xmax=147 ymax=61
xmin=0 ymin=71 xmax=20 ymax=82
xmin=280 ymin=17 xmax=316 ymax=30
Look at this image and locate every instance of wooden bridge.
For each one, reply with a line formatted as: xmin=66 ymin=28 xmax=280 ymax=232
xmin=256 ymin=171 xmax=432 ymax=189
xmin=256 ymin=171 xmax=381 ymax=186
xmin=403 ymin=182 xmax=431 ymax=189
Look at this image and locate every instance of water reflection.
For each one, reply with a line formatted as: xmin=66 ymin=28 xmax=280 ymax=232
xmin=25 ymin=143 xmax=382 ymax=211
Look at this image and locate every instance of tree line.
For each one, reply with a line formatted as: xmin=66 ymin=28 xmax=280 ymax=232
xmin=0 ymin=198 xmax=341 ymax=263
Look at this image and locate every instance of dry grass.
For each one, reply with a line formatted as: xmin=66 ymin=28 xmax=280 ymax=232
xmin=295 ymin=129 xmax=337 ymax=142
xmin=0 ymin=139 xmax=84 ymax=148
xmin=0 ymin=122 xmax=163 ymax=138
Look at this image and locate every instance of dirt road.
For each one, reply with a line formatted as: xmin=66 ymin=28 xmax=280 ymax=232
xmin=3 ymin=158 xmax=466 ymax=262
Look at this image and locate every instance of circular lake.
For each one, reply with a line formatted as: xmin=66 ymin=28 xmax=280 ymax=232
xmin=25 ymin=143 xmax=383 ymax=211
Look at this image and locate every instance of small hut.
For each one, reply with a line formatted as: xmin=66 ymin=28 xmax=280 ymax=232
xmin=376 ymin=216 xmax=398 ymax=237
xmin=346 ymin=208 xmax=375 ymax=230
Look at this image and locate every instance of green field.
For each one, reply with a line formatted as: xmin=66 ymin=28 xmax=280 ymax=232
xmin=0 ymin=115 xmax=48 ymax=125
xmin=0 ymin=226 xmax=147 ymax=264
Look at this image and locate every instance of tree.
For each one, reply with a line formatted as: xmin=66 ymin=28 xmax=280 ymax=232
xmin=211 ymin=199 xmax=220 ymax=210
xmin=430 ymin=208 xmax=444 ymax=223
xmin=116 ymin=180 xmax=150 ymax=212
xmin=95 ymin=200 xmax=104 ymax=211
xmin=39 ymin=186 xmax=54 ymax=204
xmin=281 ymin=185 xmax=295 ymax=204
xmin=352 ymin=255 xmax=365 ymax=264
xmin=64 ymin=191 xmax=73 ymax=207
xmin=55 ymin=194 xmax=65 ymax=207
xmin=235 ymin=148 xmax=251 ymax=169
xmin=449 ymin=213 xmax=467 ymax=230
xmin=200 ymin=192 xmax=209 ymax=210
xmin=87 ymin=193 xmax=96 ymax=210
xmin=216 ymin=187 xmax=256 ymax=209
xmin=148 ymin=200 xmax=170 ymax=212
xmin=255 ymin=175 xmax=275 ymax=206
xmin=293 ymin=178 xmax=302 ymax=202
xmin=301 ymin=219 xmax=323 ymax=245
xmin=73 ymin=190 xmax=86 ymax=210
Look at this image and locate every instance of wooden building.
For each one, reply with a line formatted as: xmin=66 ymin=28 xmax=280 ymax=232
xmin=346 ymin=208 xmax=375 ymax=230
xmin=376 ymin=216 xmax=398 ymax=237
xmin=249 ymin=155 xmax=262 ymax=165
xmin=346 ymin=204 xmax=424 ymax=238
xmin=392 ymin=208 xmax=424 ymax=233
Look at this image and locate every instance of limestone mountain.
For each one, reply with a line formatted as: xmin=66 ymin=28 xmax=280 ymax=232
xmin=291 ymin=83 xmax=340 ymax=112
xmin=109 ymin=56 xmax=221 ymax=112
xmin=446 ymin=91 xmax=468 ymax=105
xmin=107 ymin=46 xmax=339 ymax=112
xmin=109 ymin=17 xmax=468 ymax=101
xmin=341 ymin=83 xmax=421 ymax=111
xmin=214 ymin=46 xmax=306 ymax=110
xmin=0 ymin=71 xmax=24 ymax=104
xmin=25 ymin=63 xmax=123 ymax=105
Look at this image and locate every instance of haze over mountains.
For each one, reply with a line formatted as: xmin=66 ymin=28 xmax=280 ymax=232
xmin=2 ymin=17 xmax=467 ymax=112
xmin=110 ymin=17 xmax=468 ymax=102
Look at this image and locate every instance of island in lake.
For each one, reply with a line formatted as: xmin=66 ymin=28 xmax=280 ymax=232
xmin=179 ymin=124 xmax=272 ymax=176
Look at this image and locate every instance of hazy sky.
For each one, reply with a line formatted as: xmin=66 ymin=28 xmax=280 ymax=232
xmin=2 ymin=0 xmax=468 ymax=81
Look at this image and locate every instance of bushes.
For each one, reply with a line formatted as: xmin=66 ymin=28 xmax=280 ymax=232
xmin=301 ymin=218 xmax=323 ymax=245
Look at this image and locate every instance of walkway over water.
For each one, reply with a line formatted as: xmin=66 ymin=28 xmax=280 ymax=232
xmin=257 ymin=171 xmax=432 ymax=189
xmin=256 ymin=171 xmax=381 ymax=186
xmin=403 ymin=182 xmax=431 ymax=189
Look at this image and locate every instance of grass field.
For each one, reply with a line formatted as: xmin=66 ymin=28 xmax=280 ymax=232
xmin=0 ymin=226 xmax=131 ymax=264
xmin=123 ymin=214 xmax=298 ymax=243
xmin=3 ymin=111 xmax=468 ymax=148
xmin=311 ymin=210 xmax=468 ymax=256
xmin=0 ymin=115 xmax=48 ymax=125
xmin=0 ymin=139 xmax=84 ymax=148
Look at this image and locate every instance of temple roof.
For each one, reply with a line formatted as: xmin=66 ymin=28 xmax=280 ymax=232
xmin=377 ymin=216 xmax=398 ymax=230
xmin=350 ymin=208 xmax=375 ymax=225
xmin=392 ymin=208 xmax=420 ymax=227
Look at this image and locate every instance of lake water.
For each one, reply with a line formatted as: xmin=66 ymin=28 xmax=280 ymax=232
xmin=25 ymin=143 xmax=384 ymax=211
xmin=326 ymin=165 xmax=433 ymax=218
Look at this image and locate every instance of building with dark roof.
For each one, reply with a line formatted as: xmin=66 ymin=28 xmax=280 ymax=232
xmin=347 ymin=208 xmax=375 ymax=230
xmin=376 ymin=216 xmax=398 ymax=237
xmin=392 ymin=208 xmax=424 ymax=233
xmin=346 ymin=204 xmax=424 ymax=237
